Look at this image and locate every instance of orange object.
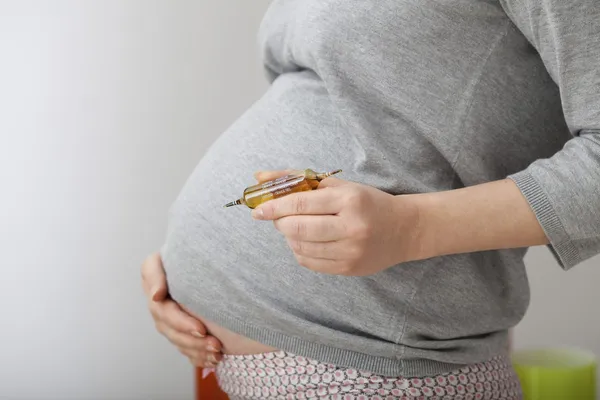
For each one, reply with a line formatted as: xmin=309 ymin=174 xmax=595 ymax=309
xmin=195 ymin=368 xmax=230 ymax=400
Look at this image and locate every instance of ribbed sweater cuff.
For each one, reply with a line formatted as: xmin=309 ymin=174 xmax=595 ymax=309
xmin=508 ymin=170 xmax=581 ymax=270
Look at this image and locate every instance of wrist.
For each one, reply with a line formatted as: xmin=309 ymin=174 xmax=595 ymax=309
xmin=391 ymin=193 xmax=438 ymax=263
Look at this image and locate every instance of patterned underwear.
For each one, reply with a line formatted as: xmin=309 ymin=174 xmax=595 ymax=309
xmin=215 ymin=351 xmax=523 ymax=400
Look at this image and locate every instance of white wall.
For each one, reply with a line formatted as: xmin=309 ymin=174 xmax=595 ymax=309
xmin=1 ymin=1 xmax=598 ymax=400
xmin=0 ymin=1 xmax=270 ymax=399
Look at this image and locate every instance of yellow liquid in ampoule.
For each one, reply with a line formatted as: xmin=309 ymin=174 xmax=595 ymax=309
xmin=224 ymin=169 xmax=342 ymax=209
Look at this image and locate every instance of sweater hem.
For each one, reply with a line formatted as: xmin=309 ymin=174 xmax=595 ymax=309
xmin=194 ymin=306 xmax=471 ymax=378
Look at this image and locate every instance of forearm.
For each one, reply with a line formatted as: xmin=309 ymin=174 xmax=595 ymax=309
xmin=405 ymin=179 xmax=549 ymax=261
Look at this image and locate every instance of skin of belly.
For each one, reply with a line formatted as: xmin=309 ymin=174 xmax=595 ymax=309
xmin=181 ymin=305 xmax=278 ymax=355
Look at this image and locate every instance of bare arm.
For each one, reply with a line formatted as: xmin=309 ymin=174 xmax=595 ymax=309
xmin=410 ymin=179 xmax=548 ymax=261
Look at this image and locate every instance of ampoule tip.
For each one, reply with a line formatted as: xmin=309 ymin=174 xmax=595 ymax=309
xmin=224 ymin=199 xmax=242 ymax=208
xmin=317 ymin=169 xmax=343 ymax=180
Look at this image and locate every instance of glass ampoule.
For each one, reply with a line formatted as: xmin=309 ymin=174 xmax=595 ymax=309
xmin=224 ymin=169 xmax=342 ymax=209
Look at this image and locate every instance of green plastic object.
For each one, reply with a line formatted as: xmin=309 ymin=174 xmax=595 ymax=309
xmin=512 ymin=348 xmax=596 ymax=400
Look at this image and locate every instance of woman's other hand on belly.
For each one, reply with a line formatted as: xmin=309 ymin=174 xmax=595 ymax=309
xmin=141 ymin=253 xmax=223 ymax=368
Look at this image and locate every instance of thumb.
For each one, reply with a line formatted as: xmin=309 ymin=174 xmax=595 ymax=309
xmin=254 ymin=169 xmax=295 ymax=183
xmin=141 ymin=253 xmax=169 ymax=301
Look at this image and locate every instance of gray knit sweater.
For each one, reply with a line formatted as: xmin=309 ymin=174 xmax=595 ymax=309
xmin=161 ymin=0 xmax=600 ymax=377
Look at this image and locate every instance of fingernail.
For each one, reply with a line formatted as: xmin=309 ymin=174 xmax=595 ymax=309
xmin=208 ymin=354 xmax=218 ymax=363
xmin=206 ymin=362 xmax=217 ymax=368
xmin=191 ymin=331 xmax=205 ymax=338
xmin=207 ymin=345 xmax=218 ymax=352
xmin=252 ymin=208 xmax=264 ymax=220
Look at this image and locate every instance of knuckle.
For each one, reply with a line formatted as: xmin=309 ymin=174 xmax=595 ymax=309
xmin=350 ymin=218 xmax=373 ymax=238
xmin=293 ymin=220 xmax=307 ymax=239
xmin=344 ymin=187 xmax=364 ymax=204
xmin=361 ymin=220 xmax=374 ymax=235
xmin=291 ymin=240 xmax=304 ymax=255
xmin=264 ymin=202 xmax=275 ymax=217
xmin=338 ymin=261 xmax=356 ymax=276
xmin=293 ymin=195 xmax=308 ymax=214
xmin=348 ymin=244 xmax=363 ymax=259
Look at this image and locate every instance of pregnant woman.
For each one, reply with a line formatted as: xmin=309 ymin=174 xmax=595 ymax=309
xmin=142 ymin=0 xmax=600 ymax=398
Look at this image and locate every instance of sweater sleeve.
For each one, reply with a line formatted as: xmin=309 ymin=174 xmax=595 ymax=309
xmin=499 ymin=0 xmax=600 ymax=269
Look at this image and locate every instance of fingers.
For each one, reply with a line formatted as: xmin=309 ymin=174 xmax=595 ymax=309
xmin=141 ymin=253 xmax=168 ymax=301
xmin=185 ymin=350 xmax=223 ymax=368
xmin=142 ymin=253 xmax=206 ymax=337
xmin=150 ymin=299 xmax=224 ymax=368
xmin=157 ymin=323 xmax=216 ymax=351
xmin=254 ymin=169 xmax=295 ymax=183
xmin=253 ymin=189 xmax=343 ymax=220
xmin=149 ymin=299 xmax=208 ymax=337
xmin=142 ymin=252 xmax=225 ymax=368
xmin=178 ymin=335 xmax=223 ymax=368
xmin=158 ymin=325 xmax=223 ymax=368
xmin=273 ymin=215 xmax=345 ymax=242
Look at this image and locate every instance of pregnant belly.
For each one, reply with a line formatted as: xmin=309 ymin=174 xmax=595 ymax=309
xmin=161 ymin=72 xmax=353 ymax=356
xmin=180 ymin=304 xmax=277 ymax=355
